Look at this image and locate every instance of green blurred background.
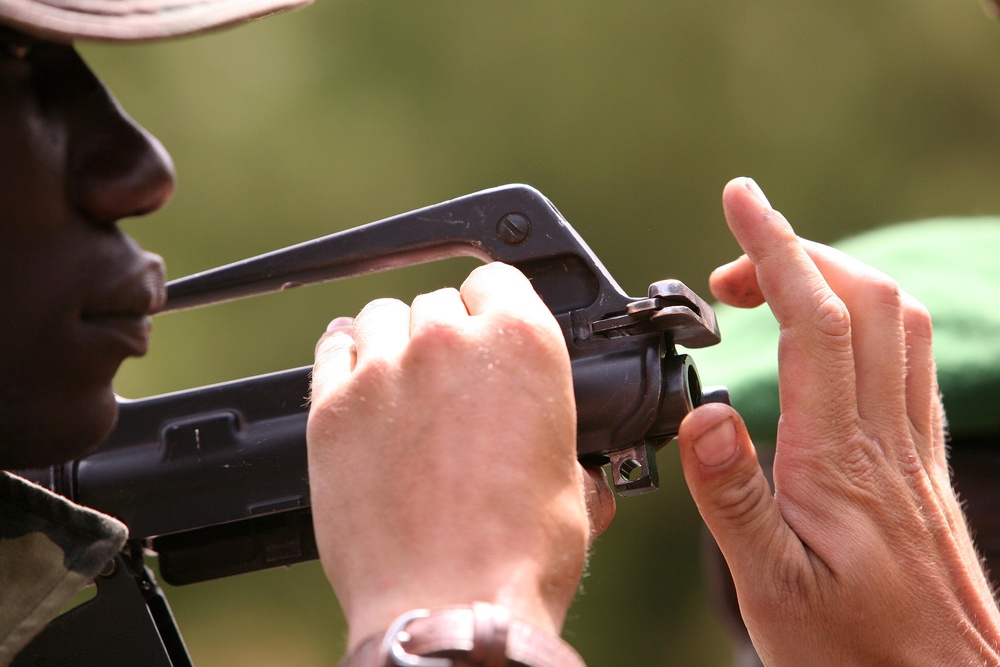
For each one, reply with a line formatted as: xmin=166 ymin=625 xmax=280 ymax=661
xmin=80 ymin=0 xmax=1000 ymax=664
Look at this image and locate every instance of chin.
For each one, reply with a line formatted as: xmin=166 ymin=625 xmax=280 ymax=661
xmin=0 ymin=386 xmax=118 ymax=470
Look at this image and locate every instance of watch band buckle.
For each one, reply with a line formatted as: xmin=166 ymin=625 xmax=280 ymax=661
xmin=384 ymin=609 xmax=452 ymax=667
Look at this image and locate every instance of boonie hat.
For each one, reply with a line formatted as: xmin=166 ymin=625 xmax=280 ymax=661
xmin=0 ymin=0 xmax=310 ymax=42
xmin=694 ymin=218 xmax=1000 ymax=444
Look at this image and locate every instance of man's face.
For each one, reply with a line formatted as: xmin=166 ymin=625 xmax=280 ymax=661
xmin=0 ymin=27 xmax=174 ymax=469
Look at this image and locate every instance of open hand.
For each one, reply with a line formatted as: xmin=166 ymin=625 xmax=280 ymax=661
xmin=678 ymin=178 xmax=1000 ymax=665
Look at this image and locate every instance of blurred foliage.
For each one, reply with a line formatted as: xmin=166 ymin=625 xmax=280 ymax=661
xmin=77 ymin=0 xmax=1000 ymax=664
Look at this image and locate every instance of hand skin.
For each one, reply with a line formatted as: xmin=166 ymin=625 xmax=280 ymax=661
xmin=678 ymin=178 xmax=1000 ymax=665
xmin=307 ymin=262 xmax=615 ymax=650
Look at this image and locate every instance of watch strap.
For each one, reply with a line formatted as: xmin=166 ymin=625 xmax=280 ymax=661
xmin=340 ymin=603 xmax=586 ymax=667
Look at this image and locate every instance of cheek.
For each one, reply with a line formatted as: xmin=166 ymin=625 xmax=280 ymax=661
xmin=0 ymin=120 xmax=78 ymax=358
xmin=0 ymin=315 xmax=122 ymax=467
xmin=0 ymin=248 xmax=121 ymax=467
xmin=0 ymin=101 xmax=68 ymax=228
xmin=0 ymin=251 xmax=81 ymax=384
xmin=0 ymin=384 xmax=118 ymax=468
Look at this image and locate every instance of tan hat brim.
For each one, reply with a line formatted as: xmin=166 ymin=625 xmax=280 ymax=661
xmin=0 ymin=0 xmax=311 ymax=43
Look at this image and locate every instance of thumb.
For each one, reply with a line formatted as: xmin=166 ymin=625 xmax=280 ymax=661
xmin=678 ymin=403 xmax=792 ymax=578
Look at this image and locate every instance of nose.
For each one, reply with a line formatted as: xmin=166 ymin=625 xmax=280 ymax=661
xmin=70 ymin=104 xmax=176 ymax=225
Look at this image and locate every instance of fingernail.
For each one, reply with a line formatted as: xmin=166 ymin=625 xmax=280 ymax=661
xmin=693 ymin=418 xmax=737 ymax=467
xmin=745 ymin=178 xmax=772 ymax=209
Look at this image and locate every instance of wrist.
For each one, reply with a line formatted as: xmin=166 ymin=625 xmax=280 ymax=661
xmin=341 ymin=563 xmax=577 ymax=651
xmin=340 ymin=602 xmax=585 ymax=667
xmin=345 ymin=594 xmax=564 ymax=654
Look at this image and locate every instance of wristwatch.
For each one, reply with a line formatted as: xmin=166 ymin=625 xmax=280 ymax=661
xmin=340 ymin=603 xmax=586 ymax=667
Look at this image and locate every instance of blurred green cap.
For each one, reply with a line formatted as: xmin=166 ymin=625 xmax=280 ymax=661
xmin=693 ymin=218 xmax=1000 ymax=444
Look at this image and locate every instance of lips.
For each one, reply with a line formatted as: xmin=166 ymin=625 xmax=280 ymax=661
xmin=81 ymin=255 xmax=167 ymax=356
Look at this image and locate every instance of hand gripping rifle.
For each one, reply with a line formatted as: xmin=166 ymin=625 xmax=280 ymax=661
xmin=15 ymin=185 xmax=727 ymax=666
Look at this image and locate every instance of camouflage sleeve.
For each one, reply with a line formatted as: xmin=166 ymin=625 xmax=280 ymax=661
xmin=0 ymin=470 xmax=127 ymax=665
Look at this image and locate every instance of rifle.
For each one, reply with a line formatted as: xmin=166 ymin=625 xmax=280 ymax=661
xmin=14 ymin=184 xmax=727 ymax=665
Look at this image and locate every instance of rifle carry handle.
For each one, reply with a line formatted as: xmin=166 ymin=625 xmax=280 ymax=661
xmin=19 ymin=184 xmax=728 ymax=587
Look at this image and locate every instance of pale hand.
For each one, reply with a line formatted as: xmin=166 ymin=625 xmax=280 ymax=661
xmin=307 ymin=262 xmax=614 ymax=650
xmin=678 ymin=178 xmax=1000 ymax=665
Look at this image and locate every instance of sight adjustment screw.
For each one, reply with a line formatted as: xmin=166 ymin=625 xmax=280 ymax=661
xmin=497 ymin=212 xmax=531 ymax=245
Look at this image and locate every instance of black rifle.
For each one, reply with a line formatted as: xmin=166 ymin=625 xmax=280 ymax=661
xmin=14 ymin=185 xmax=726 ymax=666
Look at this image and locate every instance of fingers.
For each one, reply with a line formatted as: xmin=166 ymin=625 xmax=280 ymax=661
xmin=581 ymin=466 xmax=616 ymax=539
xmin=709 ymin=255 xmax=764 ymax=308
xmin=311 ymin=298 xmax=411 ymax=406
xmin=353 ymin=298 xmax=411 ymax=363
xmin=715 ymin=242 xmax=910 ymax=427
xmin=677 ymin=402 xmax=797 ymax=583
xmin=410 ymin=287 xmax=467 ymax=334
xmin=898 ymin=293 xmax=947 ymax=479
xmin=719 ymin=178 xmax=860 ymax=437
xmin=712 ymin=180 xmax=941 ymax=464
xmin=796 ymin=242 xmax=908 ymax=434
xmin=307 ymin=263 xmax=596 ymax=640
xmin=460 ymin=263 xmax=552 ymax=321
xmin=313 ymin=263 xmax=542 ymax=399
xmin=311 ymin=317 xmax=357 ymax=403
xmin=900 ymin=293 xmax=935 ymax=440
xmin=460 ymin=263 xmax=568 ymax=371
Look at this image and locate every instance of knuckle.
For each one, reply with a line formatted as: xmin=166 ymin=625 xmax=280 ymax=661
xmin=412 ymin=286 xmax=460 ymax=307
xmin=489 ymin=309 xmax=536 ymax=336
xmin=799 ymin=291 xmax=854 ymax=360
xmin=830 ymin=444 xmax=884 ymax=500
xmin=494 ymin=313 xmax=567 ymax=364
xmin=365 ymin=296 xmax=406 ymax=310
xmin=860 ymin=269 xmax=907 ymax=319
xmin=471 ymin=261 xmax=518 ymax=280
xmin=764 ymin=555 xmax=820 ymax=612
xmin=902 ymin=292 xmax=933 ymax=339
xmin=463 ymin=262 xmax=520 ymax=292
xmin=711 ymin=467 xmax=772 ymax=530
xmin=865 ymin=271 xmax=902 ymax=305
xmin=407 ymin=318 xmax=467 ymax=361
xmin=491 ymin=307 xmax=557 ymax=341
xmin=810 ymin=291 xmax=852 ymax=341
xmin=353 ymin=352 xmax=401 ymax=389
xmin=429 ymin=285 xmax=461 ymax=298
xmin=314 ymin=329 xmax=354 ymax=359
xmin=357 ymin=297 xmax=408 ymax=320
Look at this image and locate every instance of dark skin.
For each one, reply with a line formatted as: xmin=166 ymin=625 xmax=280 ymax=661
xmin=0 ymin=27 xmax=174 ymax=469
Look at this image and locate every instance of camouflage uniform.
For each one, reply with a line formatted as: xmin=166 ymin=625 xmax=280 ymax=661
xmin=0 ymin=471 xmax=126 ymax=666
